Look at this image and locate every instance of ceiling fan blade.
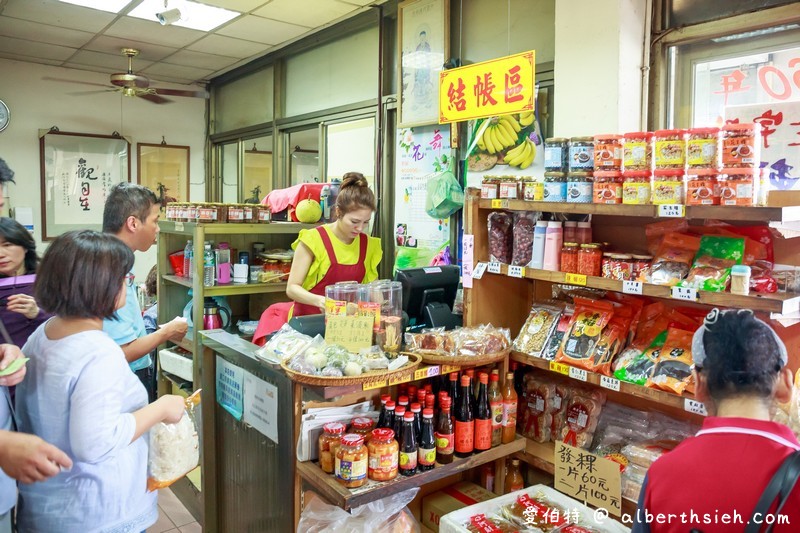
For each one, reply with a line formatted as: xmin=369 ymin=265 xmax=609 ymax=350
xmin=43 ymin=76 xmax=110 ymax=89
xmin=152 ymin=88 xmax=209 ymax=99
xmin=139 ymin=93 xmax=172 ymax=105
xmin=69 ymin=89 xmax=117 ymax=96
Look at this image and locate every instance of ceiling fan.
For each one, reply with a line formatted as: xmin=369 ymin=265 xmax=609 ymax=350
xmin=45 ymin=48 xmax=209 ymax=105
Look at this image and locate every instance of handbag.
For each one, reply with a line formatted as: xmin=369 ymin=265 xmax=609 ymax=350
xmin=744 ymin=450 xmax=800 ymax=533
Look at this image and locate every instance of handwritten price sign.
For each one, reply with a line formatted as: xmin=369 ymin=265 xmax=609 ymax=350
xmin=564 ymin=273 xmax=587 ymax=286
xmin=671 ymin=286 xmax=698 ymax=302
xmin=487 ymin=262 xmax=502 ymax=274
xmin=508 ymin=265 xmax=526 ymax=278
xmin=658 ymin=204 xmax=685 ymax=218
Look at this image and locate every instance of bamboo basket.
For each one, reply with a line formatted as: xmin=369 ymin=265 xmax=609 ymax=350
xmin=410 ymin=348 xmax=510 ymax=367
xmin=281 ymin=353 xmax=422 ymax=386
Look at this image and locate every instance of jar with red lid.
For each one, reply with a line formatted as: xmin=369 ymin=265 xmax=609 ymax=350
xmin=368 ymin=428 xmax=399 ymax=481
xmin=350 ymin=417 xmax=375 ymax=443
xmin=623 ymin=132 xmax=653 ymax=170
xmin=335 ymin=434 xmax=368 ymax=488
xmin=594 ymin=134 xmax=623 ymax=170
xmin=577 ymin=244 xmax=602 ymax=277
xmin=687 ymin=127 xmax=720 ymax=169
xmin=654 ymin=129 xmax=687 ymax=169
xmin=721 ymin=123 xmax=761 ymax=168
xmin=687 ymin=168 xmax=720 ymax=205
xmin=560 ymin=243 xmax=579 ymax=273
xmin=593 ymin=171 xmax=622 ymax=204
xmin=652 ymin=169 xmax=686 ymax=204
xmin=622 ymin=170 xmax=652 ymax=205
xmin=719 ymin=167 xmax=757 ymax=206
xmin=319 ymin=422 xmax=345 ymax=474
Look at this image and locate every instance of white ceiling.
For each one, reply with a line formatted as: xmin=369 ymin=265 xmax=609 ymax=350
xmin=0 ymin=0 xmax=377 ymax=86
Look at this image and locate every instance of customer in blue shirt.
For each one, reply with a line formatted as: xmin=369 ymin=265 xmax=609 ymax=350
xmin=102 ymin=183 xmax=187 ymax=399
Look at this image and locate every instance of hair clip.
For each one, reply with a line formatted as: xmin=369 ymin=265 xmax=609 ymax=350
xmin=703 ymin=308 xmax=720 ymax=326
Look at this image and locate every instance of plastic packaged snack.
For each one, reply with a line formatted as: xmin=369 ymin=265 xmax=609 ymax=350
xmin=514 ymin=303 xmax=564 ymax=358
xmin=649 ymin=233 xmax=702 ymax=286
xmin=512 ymin=212 xmax=539 ymax=266
xmin=588 ymin=315 xmax=629 ymax=377
xmin=615 ymin=330 xmax=667 ymax=386
xmin=148 ymin=390 xmax=201 ymax=491
xmin=557 ymin=298 xmax=615 ymax=370
xmin=681 ymin=235 xmax=745 ymax=292
xmin=520 ymin=375 xmax=555 ymax=443
xmin=255 ymin=323 xmax=314 ymax=363
xmin=647 ymin=327 xmax=695 ymax=394
xmin=501 ymin=492 xmax=569 ymax=530
xmin=559 ymin=388 xmax=606 ymax=449
xmin=622 ymin=439 xmax=681 ymax=468
xmin=488 ymin=212 xmax=513 ymax=264
xmin=550 ymin=381 xmax=571 ymax=440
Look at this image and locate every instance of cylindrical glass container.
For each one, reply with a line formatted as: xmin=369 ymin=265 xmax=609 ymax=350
xmin=577 ymin=244 xmax=602 ymax=277
xmin=319 ymin=422 xmax=345 ymax=474
xmin=350 ymin=417 xmax=375 ymax=443
xmin=560 ymin=242 xmax=579 ymax=273
xmin=368 ymin=428 xmax=399 ymax=481
xmin=335 ymin=434 xmax=368 ymax=488
xmin=631 ymin=254 xmax=653 ymax=281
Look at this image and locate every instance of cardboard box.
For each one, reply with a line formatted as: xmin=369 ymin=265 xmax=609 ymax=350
xmin=767 ymin=189 xmax=800 ymax=207
xmin=422 ymin=482 xmax=497 ymax=532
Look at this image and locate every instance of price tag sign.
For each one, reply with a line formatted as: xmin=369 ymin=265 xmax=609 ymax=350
xmin=684 ymin=398 xmax=708 ymax=416
xmin=564 ymin=273 xmax=587 ymax=286
xmin=414 ymin=366 xmax=441 ymax=381
xmin=473 ymin=262 xmax=487 ymax=279
xmin=325 ymin=315 xmax=374 ymax=353
xmin=600 ymin=376 xmax=621 ymax=392
xmin=554 ymin=442 xmax=622 ymax=517
xmin=363 ymin=379 xmax=388 ymax=391
xmin=508 ymin=265 xmax=526 ymax=278
xmin=487 ymin=262 xmax=502 ymax=274
xmin=491 ymin=199 xmax=508 ymax=209
xmin=622 ymin=280 xmax=643 ymax=295
xmin=441 ymin=365 xmax=460 ymax=374
xmin=658 ymin=204 xmax=685 ymax=218
xmin=671 ymin=286 xmax=698 ymax=302
xmin=569 ymin=367 xmax=588 ymax=382
xmin=175 ymin=222 xmax=185 ymax=232
xmin=388 ymin=373 xmax=412 ymax=386
xmin=549 ymin=361 xmax=570 ymax=375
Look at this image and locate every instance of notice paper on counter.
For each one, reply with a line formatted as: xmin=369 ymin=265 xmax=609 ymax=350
xmin=243 ymin=372 xmax=279 ymax=444
xmin=216 ymin=355 xmax=244 ymax=421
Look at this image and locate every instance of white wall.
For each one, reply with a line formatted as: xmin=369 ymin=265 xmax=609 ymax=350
xmin=0 ymin=58 xmax=206 ymax=280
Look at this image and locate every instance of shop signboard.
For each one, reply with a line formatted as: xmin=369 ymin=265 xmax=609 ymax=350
xmin=439 ymin=51 xmax=535 ymax=124
xmin=554 ymin=441 xmax=622 ymax=517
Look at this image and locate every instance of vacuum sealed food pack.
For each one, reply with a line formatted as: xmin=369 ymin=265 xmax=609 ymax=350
xmin=680 ymin=235 xmax=744 ymax=292
xmin=488 ymin=211 xmax=513 ymax=263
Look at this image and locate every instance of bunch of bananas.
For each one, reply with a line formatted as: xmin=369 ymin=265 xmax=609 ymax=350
xmin=476 ymin=116 xmax=521 ymax=154
xmin=505 ymin=138 xmax=537 ymax=169
xmin=519 ymin=110 xmax=534 ymax=127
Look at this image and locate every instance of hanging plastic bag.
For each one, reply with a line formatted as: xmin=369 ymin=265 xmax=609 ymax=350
xmin=147 ymin=390 xmax=201 ymax=491
xmin=297 ymin=488 xmax=420 ymax=532
xmin=425 ymin=166 xmax=464 ymax=218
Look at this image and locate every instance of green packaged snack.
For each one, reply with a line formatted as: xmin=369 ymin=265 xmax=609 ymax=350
xmin=680 ymin=235 xmax=745 ymax=292
xmin=614 ymin=330 xmax=667 ymax=385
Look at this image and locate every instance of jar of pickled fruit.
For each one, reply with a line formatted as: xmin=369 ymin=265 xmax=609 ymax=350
xmin=560 ymin=242 xmax=579 ymax=274
xmin=350 ymin=417 xmax=375 ymax=443
xmin=335 ymin=433 xmax=368 ymax=488
xmin=367 ymin=428 xmax=399 ymax=481
xmin=577 ymin=244 xmax=602 ymax=277
xmin=319 ymin=422 xmax=345 ymax=474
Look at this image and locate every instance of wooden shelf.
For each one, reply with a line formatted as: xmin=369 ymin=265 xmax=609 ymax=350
xmin=477 ymin=198 xmax=800 ymax=222
xmin=159 ymin=220 xmax=320 ymax=235
xmin=296 ymin=437 xmax=526 ymax=510
xmin=481 ymin=263 xmax=800 ymax=314
xmin=162 ymin=370 xmax=193 ymax=392
xmin=162 ymin=275 xmax=288 ymax=297
xmin=170 ymin=335 xmax=195 ymax=354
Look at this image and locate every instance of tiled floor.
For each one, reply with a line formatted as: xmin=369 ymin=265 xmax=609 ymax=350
xmin=147 ymin=488 xmax=201 ymax=532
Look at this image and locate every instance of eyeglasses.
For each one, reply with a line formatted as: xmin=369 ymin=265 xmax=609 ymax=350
xmin=125 ymin=274 xmax=135 ymax=287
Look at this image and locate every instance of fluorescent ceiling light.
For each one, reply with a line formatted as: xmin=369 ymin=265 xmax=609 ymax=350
xmin=58 ymin=0 xmax=131 ymax=13
xmin=129 ymin=0 xmax=240 ymax=32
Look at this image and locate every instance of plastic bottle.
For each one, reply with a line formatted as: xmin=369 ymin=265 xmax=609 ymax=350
xmin=398 ymin=411 xmax=418 ymax=476
xmin=488 ymin=371 xmax=503 ymax=447
xmin=418 ymin=408 xmax=436 ymax=472
xmin=531 ymin=220 xmax=548 ymax=269
xmin=563 ymin=221 xmax=577 ymax=243
xmin=411 ymin=402 xmax=422 ymax=443
xmin=376 ymin=395 xmax=392 ymax=428
xmin=454 ymin=375 xmax=474 ymax=458
xmin=183 ymin=240 xmax=193 ymax=279
xmin=502 ymin=372 xmax=518 ymax=444
xmin=473 ymin=373 xmax=492 ymax=452
xmin=504 ymin=458 xmax=524 ymax=493
xmin=577 ymin=221 xmax=593 ymax=244
xmin=203 ymin=242 xmax=215 ymax=286
xmin=542 ymin=221 xmax=563 ymax=272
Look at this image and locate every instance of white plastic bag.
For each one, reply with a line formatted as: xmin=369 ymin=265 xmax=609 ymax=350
xmin=298 ymin=488 xmax=420 ymax=533
xmin=147 ymin=390 xmax=201 ymax=491
xmin=255 ymin=323 xmax=314 ymax=363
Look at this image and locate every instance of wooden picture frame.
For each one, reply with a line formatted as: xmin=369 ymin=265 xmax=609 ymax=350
xmin=137 ymin=142 xmax=190 ymax=210
xmin=39 ymin=129 xmax=130 ymax=241
xmin=398 ymin=0 xmax=449 ymax=128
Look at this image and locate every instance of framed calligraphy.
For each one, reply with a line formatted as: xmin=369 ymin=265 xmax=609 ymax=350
xmin=137 ymin=142 xmax=190 ymax=210
xmin=39 ymin=130 xmax=130 ymax=241
xmin=398 ymin=0 xmax=449 ymax=128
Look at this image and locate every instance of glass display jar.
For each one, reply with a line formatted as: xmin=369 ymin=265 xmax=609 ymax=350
xmin=543 ymin=172 xmax=567 ymax=202
xmin=227 ymin=204 xmax=246 ymax=223
xmin=687 ymin=168 xmax=720 ymax=206
xmin=499 ymin=177 xmax=520 ymax=199
xmin=335 ymin=434 xmax=368 ymax=488
xmin=577 ymin=244 xmax=602 ymax=276
xmin=481 ymin=176 xmax=500 ymax=199
xmin=560 ymin=242 xmax=579 ymax=274
xmin=544 ymin=137 xmax=569 ymax=171
xmin=719 ymin=167 xmax=756 ymax=206
xmin=609 ymin=254 xmax=633 ymax=281
xmin=593 ymin=170 xmax=622 ymax=204
xmin=196 ymin=203 xmax=219 ymax=222
xmin=186 ymin=203 xmax=198 ymax=222
xmin=566 ymin=171 xmax=593 ymax=203
xmin=687 ymin=127 xmax=720 ymax=169
xmin=367 ymin=428 xmax=399 ymax=481
xmin=622 ymin=170 xmax=652 ymax=205
xmin=652 ymin=169 xmax=686 ymax=204
xmin=569 ymin=137 xmax=595 ymax=171
xmin=350 ymin=417 xmax=376 ymax=443
xmin=654 ymin=129 xmax=687 ymax=169
xmin=319 ymin=422 xmax=345 ymax=474
xmin=623 ymin=132 xmax=653 ymax=170
xmin=593 ymin=134 xmax=623 ymax=170
xmin=522 ymin=177 xmax=543 ymax=201
xmin=256 ymin=205 xmax=271 ymax=223
xmin=722 ymin=123 xmax=761 ymax=168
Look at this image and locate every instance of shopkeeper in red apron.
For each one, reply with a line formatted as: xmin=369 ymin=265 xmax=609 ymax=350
xmin=253 ymin=173 xmax=382 ymax=341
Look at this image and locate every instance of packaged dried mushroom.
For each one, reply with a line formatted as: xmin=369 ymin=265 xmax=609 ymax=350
xmin=556 ymin=298 xmax=615 ymax=369
xmin=514 ymin=302 xmax=564 ymax=358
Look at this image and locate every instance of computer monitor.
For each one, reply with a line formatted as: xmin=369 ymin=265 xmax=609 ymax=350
xmin=394 ymin=265 xmax=460 ymax=329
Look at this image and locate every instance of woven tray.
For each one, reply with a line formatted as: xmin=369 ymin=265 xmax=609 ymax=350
xmin=280 ymin=353 xmax=422 ymax=387
xmin=411 ymin=348 xmax=510 ymax=367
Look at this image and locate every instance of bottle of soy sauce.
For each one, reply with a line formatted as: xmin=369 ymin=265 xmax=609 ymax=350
xmin=393 ymin=405 xmax=406 ymax=445
xmin=376 ymin=394 xmax=392 ymax=428
xmin=418 ymin=408 xmax=436 ymax=472
xmin=454 ymin=375 xmax=474 ymax=458
xmin=399 ymin=411 xmax=418 ymax=476
xmin=435 ymin=396 xmax=455 ymax=464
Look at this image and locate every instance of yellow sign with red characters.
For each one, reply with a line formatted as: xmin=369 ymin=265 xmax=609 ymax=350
xmin=439 ymin=51 xmax=536 ymax=123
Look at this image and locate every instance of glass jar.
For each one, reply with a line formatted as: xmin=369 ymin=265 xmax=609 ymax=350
xmin=279 ymin=259 xmax=292 ymax=278
xmin=566 ymin=171 xmax=593 ymax=203
xmin=243 ymin=204 xmax=255 ymax=223
xmin=165 ymin=203 xmax=177 ymax=221
xmin=227 ymin=204 xmax=246 ymax=223
xmin=609 ymin=254 xmax=633 ymax=281
xmin=687 ymin=127 xmax=720 ymax=169
xmin=481 ymin=176 xmax=500 ymax=199
xmin=719 ymin=167 xmax=756 ymax=206
xmin=687 ymin=168 xmax=720 ymax=206
xmin=367 ymin=428 xmax=399 ymax=481
xmin=215 ymin=203 xmax=229 ymax=222
xmin=652 ymin=169 xmax=686 ymax=204
xmin=577 ymin=244 xmax=602 ymax=277
xmin=335 ymin=433 xmax=368 ymax=488
xmin=623 ymin=132 xmax=653 ymax=170
xmin=319 ymin=422 xmax=345 ymax=474
xmin=569 ymin=137 xmax=595 ymax=171
xmin=654 ymin=129 xmax=687 ymax=169
xmin=350 ymin=417 xmax=375 ymax=443
xmin=256 ymin=205 xmax=271 ymax=223
xmin=622 ymin=170 xmax=652 ymax=205
xmin=263 ymin=259 xmax=280 ymax=282
xmin=499 ymin=177 xmax=520 ymax=199
xmin=196 ymin=203 xmax=219 ymax=222
xmin=601 ymin=253 xmax=615 ymax=278
xmin=186 ymin=203 xmax=198 ymax=222
xmin=523 ymin=177 xmax=543 ymax=201
xmin=544 ymin=137 xmax=569 ymax=171
xmin=593 ymin=170 xmax=622 ymax=204
xmin=543 ymin=172 xmax=567 ymax=202
xmin=722 ymin=123 xmax=761 ymax=168
xmin=631 ymin=254 xmax=652 ymax=282
xmin=593 ymin=134 xmax=623 ymax=170
xmin=560 ymin=242 xmax=579 ymax=273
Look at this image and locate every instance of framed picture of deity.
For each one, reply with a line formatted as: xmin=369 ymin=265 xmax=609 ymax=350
xmin=137 ymin=141 xmax=190 ymax=211
xmin=39 ymin=129 xmax=130 ymax=241
xmin=398 ymin=0 xmax=449 ymax=128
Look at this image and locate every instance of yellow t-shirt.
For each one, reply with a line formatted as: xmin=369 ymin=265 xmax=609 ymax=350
xmin=292 ymin=225 xmax=382 ymax=290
